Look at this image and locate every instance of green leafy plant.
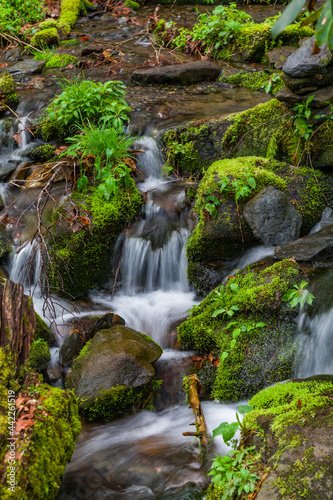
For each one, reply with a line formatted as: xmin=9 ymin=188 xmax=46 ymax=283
xmin=282 ymin=280 xmax=315 ymax=308
xmin=219 ymin=321 xmax=265 ymax=364
xmin=292 ymin=95 xmax=315 ymax=140
xmin=64 ymin=121 xmax=135 ymax=201
xmin=173 ymin=3 xmax=252 ymax=57
xmin=262 ymin=74 xmax=283 ymax=94
xmin=44 ymin=77 xmax=130 ymax=133
xmin=0 ymin=0 xmax=43 ymax=34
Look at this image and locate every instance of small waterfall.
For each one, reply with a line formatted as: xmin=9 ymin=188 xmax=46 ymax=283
xmin=296 ymin=308 xmax=333 ymax=377
xmin=9 ymin=240 xmax=41 ymax=289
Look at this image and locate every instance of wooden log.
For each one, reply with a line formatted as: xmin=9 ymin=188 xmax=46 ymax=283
xmin=0 ymin=280 xmax=36 ymax=369
xmin=183 ymin=374 xmax=209 ymax=447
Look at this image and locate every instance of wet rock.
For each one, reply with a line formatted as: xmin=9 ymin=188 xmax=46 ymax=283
xmin=267 ymin=46 xmax=297 ymax=69
xmin=243 ymin=186 xmax=302 ymax=246
xmin=283 ymin=36 xmax=332 ymax=77
xmin=8 ymin=161 xmax=31 ymax=185
xmin=282 ymin=70 xmax=333 ymax=93
xmin=66 ymin=325 xmax=163 ymax=420
xmin=80 ymin=44 xmax=103 ymax=56
xmin=1 ymin=59 xmax=46 ymax=77
xmin=59 ymin=331 xmax=84 ymax=367
xmin=310 ymin=207 xmax=333 ymax=234
xmin=85 ymin=311 xmax=125 ymax=341
xmin=0 ymin=226 xmax=12 ymax=261
xmin=3 ymin=47 xmax=22 ymax=61
xmin=276 ymin=85 xmax=333 ymax=108
xmin=274 ymin=224 xmax=333 ymax=262
xmin=131 ymin=61 xmax=221 ymax=85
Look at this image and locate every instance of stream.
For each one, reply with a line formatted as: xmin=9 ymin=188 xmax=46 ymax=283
xmin=1 ymin=3 xmax=333 ymax=499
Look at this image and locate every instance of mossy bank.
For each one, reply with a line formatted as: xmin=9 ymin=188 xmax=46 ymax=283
xmin=49 ymin=181 xmax=142 ymax=298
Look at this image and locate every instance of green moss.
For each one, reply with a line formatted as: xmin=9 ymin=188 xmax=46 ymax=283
xmin=0 ymin=348 xmax=16 ymax=464
xmin=178 ymin=260 xmax=301 ymax=401
xmin=246 ymin=380 xmax=333 ymax=435
xmin=78 ymin=385 xmax=143 ymax=422
xmin=124 ymin=0 xmax=140 ymax=9
xmin=31 ymin=28 xmax=60 ymax=48
xmin=3 ymin=93 xmax=19 ymax=108
xmin=58 ymin=0 xmax=94 ymax=35
xmin=74 ymin=339 xmax=91 ymax=361
xmin=38 ymin=19 xmax=58 ymax=30
xmin=153 ymin=19 xmax=166 ymax=33
xmin=0 ymin=73 xmax=15 ymax=96
xmin=29 ymin=339 xmax=51 ymax=371
xmin=0 ymin=384 xmax=81 ymax=500
xmin=49 ymin=181 xmax=142 ymax=297
xmin=278 ymin=24 xmax=314 ymax=46
xmin=34 ymin=313 xmax=54 ymax=345
xmin=29 ymin=144 xmax=56 ymax=162
xmin=45 ymin=54 xmax=77 ymax=68
xmin=221 ymin=70 xmax=284 ymax=95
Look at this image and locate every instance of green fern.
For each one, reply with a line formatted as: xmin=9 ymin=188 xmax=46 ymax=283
xmin=266 ymin=132 xmax=279 ymax=159
xmin=286 ymin=135 xmax=302 ymax=165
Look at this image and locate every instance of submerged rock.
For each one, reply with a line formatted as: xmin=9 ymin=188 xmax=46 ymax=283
xmin=66 ymin=325 xmax=163 ymax=421
xmin=243 ymin=186 xmax=302 ymax=246
xmin=2 ymin=59 xmax=46 ymax=77
xmin=283 ymin=36 xmax=332 ymax=77
xmin=131 ymin=61 xmax=221 ymax=85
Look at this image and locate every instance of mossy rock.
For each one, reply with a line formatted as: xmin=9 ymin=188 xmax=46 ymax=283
xmin=0 ymin=348 xmax=16 ymax=463
xmin=124 ymin=0 xmax=140 ymax=9
xmin=0 ymin=73 xmax=15 ymax=96
xmin=38 ymin=19 xmax=58 ymax=30
xmin=178 ymin=259 xmax=302 ymax=401
xmin=0 ymin=380 xmax=81 ymax=500
xmin=186 ymin=156 xmax=331 ymax=286
xmin=58 ymin=0 xmax=95 ymax=35
xmin=45 ymin=54 xmax=78 ymax=68
xmin=49 ymin=181 xmax=142 ymax=298
xmin=221 ymin=70 xmax=284 ymax=95
xmin=243 ymin=379 xmax=333 ymax=500
xmin=66 ymin=325 xmax=163 ymax=421
xmin=31 ymin=28 xmax=60 ymax=48
xmin=28 ymin=339 xmax=51 ymax=371
xmin=29 ymin=144 xmax=56 ymax=162
xmin=161 ymin=99 xmax=333 ymax=176
xmin=34 ymin=313 xmax=54 ymax=345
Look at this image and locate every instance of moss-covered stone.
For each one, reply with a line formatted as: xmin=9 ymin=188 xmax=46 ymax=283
xmin=49 ymin=182 xmax=142 ymax=298
xmin=28 ymin=339 xmax=51 ymax=371
xmin=243 ymin=379 xmax=333 ymax=499
xmin=58 ymin=0 xmax=94 ymax=35
xmin=38 ymin=19 xmax=58 ymax=30
xmin=29 ymin=144 xmax=56 ymax=162
xmin=186 ymin=156 xmax=330 ymax=283
xmin=178 ymin=259 xmax=302 ymax=401
xmin=31 ymin=28 xmax=60 ymax=48
xmin=124 ymin=0 xmax=140 ymax=10
xmin=0 ymin=381 xmax=81 ymax=500
xmin=0 ymin=348 xmax=16 ymax=464
xmin=66 ymin=325 xmax=163 ymax=421
xmin=34 ymin=313 xmax=54 ymax=345
xmin=221 ymin=70 xmax=284 ymax=95
xmin=45 ymin=54 xmax=77 ymax=68
xmin=0 ymin=73 xmax=15 ymax=97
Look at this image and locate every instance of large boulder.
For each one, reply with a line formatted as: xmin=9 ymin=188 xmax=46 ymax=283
xmin=186 ymin=156 xmax=330 ymax=291
xmin=283 ymin=36 xmax=332 ymax=77
xmin=243 ymin=186 xmax=302 ymax=246
xmin=131 ymin=61 xmax=221 ymax=85
xmin=178 ymin=259 xmax=302 ymax=401
xmin=66 ymin=325 xmax=163 ymax=421
xmin=275 ymin=224 xmax=333 ymax=262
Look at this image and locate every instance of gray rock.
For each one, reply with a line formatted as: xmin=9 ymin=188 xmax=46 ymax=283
xmin=283 ymin=36 xmax=332 ymax=77
xmin=131 ymin=61 xmax=221 ymax=85
xmin=274 ymin=224 xmax=333 ymax=261
xmin=310 ymin=207 xmax=333 ymax=234
xmin=243 ymin=186 xmax=302 ymax=246
xmin=282 ymin=68 xmax=333 ymax=93
xmin=59 ymin=331 xmax=84 ymax=367
xmin=1 ymin=59 xmax=46 ymax=77
xmin=276 ymin=85 xmax=333 ymax=108
xmin=85 ymin=311 xmax=125 ymax=341
xmin=267 ymin=46 xmax=297 ymax=69
xmin=66 ymin=325 xmax=163 ymax=400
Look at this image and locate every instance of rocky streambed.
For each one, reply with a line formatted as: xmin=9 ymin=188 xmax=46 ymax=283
xmin=0 ymin=2 xmax=333 ymax=500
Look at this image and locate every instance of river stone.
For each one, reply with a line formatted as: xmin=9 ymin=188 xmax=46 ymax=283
xmin=267 ymin=46 xmax=297 ymax=69
xmin=1 ymin=59 xmax=46 ymax=77
xmin=283 ymin=36 xmax=332 ymax=77
xmin=274 ymin=224 xmax=333 ymax=261
xmin=66 ymin=325 xmax=163 ymax=400
xmin=59 ymin=331 xmax=84 ymax=367
xmin=282 ymin=68 xmax=333 ymax=93
xmin=85 ymin=311 xmax=125 ymax=341
xmin=131 ymin=61 xmax=221 ymax=85
xmin=243 ymin=186 xmax=302 ymax=246
xmin=276 ymin=85 xmax=333 ymax=108
xmin=310 ymin=207 xmax=333 ymax=234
